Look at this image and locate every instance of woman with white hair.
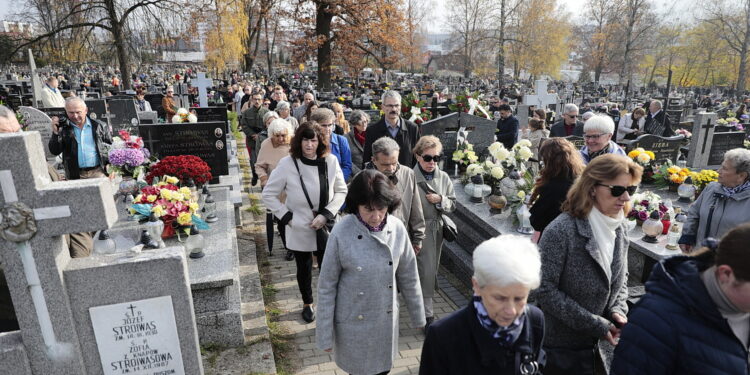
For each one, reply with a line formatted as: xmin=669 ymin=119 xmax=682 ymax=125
xmin=275 ymin=100 xmax=299 ymax=131
xmin=579 ymin=115 xmax=627 ymax=164
xmin=420 ymin=235 xmax=546 ymax=375
xmin=257 ymin=118 xmax=294 ymax=258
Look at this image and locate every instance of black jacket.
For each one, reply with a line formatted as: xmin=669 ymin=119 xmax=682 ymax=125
xmin=549 ymin=119 xmax=584 ymax=137
xmin=362 ymin=117 xmax=420 ymax=168
xmin=420 ymin=301 xmax=545 ymax=375
xmin=48 ymin=117 xmax=112 ymax=180
xmin=644 ymin=110 xmax=674 ymax=137
xmin=529 ymin=178 xmax=574 ymax=234
xmin=496 ymin=115 xmax=519 ymax=149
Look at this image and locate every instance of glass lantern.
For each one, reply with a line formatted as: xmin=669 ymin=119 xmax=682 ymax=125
xmin=464 ymin=175 xmax=491 ymax=203
xmin=677 ymin=176 xmax=697 ymax=203
xmin=144 ymin=213 xmax=165 ymax=248
xmin=516 ymin=199 xmax=534 ymax=234
xmin=93 ymin=230 xmax=117 ymax=255
xmin=641 ymin=210 xmax=664 ymax=243
xmin=185 ymin=226 xmax=206 ymax=259
xmin=203 ymin=193 xmax=219 ymax=223
xmin=137 ymin=228 xmax=159 ymax=249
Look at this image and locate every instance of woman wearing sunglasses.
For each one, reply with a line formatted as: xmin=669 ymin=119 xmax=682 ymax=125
xmin=536 ymin=154 xmax=643 ymax=375
xmin=413 ymin=135 xmax=456 ymax=330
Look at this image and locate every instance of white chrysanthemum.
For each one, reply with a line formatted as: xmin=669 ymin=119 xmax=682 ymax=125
xmin=467 ymin=164 xmax=483 ymax=177
xmin=488 ymin=142 xmax=504 ymax=155
xmin=637 ymin=152 xmax=651 ymax=164
xmin=490 ymin=166 xmax=504 ymax=179
xmin=484 ymin=160 xmax=496 ymax=169
xmin=493 ymin=148 xmax=511 ymax=162
xmin=177 ymin=108 xmax=189 ymax=115
xmin=517 ymin=146 xmax=533 ymax=161
xmin=514 ymin=139 xmax=532 ymax=149
xmin=188 ymin=114 xmax=198 ymax=123
xmin=171 ymin=115 xmax=181 ymax=123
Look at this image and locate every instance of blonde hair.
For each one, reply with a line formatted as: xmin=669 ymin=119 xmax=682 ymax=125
xmin=331 ymin=103 xmax=350 ymax=133
xmin=412 ymin=135 xmax=443 ymax=156
xmin=562 ymin=154 xmax=643 ymax=218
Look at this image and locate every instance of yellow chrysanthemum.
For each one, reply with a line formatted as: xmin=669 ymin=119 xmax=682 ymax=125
xmin=179 ymin=187 xmax=192 ymax=196
xmin=165 ymin=176 xmax=179 ymax=184
xmin=645 ymin=151 xmax=655 ymax=159
xmin=667 ymin=166 xmax=680 ymax=174
xmin=147 ymin=195 xmax=157 ymax=202
xmin=189 ymin=202 xmax=199 ymax=213
xmin=151 ymin=205 xmax=165 ymax=217
xmin=159 ymin=189 xmax=173 ymax=200
xmin=177 ymin=212 xmax=192 ymax=226
xmin=134 ymin=194 xmax=143 ymax=202
xmin=628 ymin=150 xmax=641 ymax=159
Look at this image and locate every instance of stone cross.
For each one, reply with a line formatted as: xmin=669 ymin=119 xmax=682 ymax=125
xmin=523 ymin=80 xmax=559 ymax=110
xmin=28 ymin=50 xmax=44 ymax=108
xmin=687 ymin=112 xmax=718 ymax=168
xmin=193 ymin=73 xmax=212 ymax=108
xmin=0 ymin=131 xmax=117 ymax=374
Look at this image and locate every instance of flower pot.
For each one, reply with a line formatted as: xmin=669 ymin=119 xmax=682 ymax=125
xmin=118 ymin=176 xmax=140 ymax=197
xmin=636 ymin=219 xmax=644 ymax=227
xmin=668 ymin=184 xmax=678 ymax=192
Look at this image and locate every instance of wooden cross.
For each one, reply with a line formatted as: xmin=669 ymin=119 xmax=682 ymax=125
xmin=0 ymin=132 xmax=117 ymax=373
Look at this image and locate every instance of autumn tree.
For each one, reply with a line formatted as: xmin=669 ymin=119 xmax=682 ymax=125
xmin=506 ymin=0 xmax=570 ymax=80
xmin=403 ymin=0 xmax=432 ymax=73
xmin=202 ymin=0 xmax=248 ymax=74
xmin=703 ymin=0 xmax=750 ymax=94
xmin=576 ymin=0 xmax=622 ymax=83
xmin=613 ymin=0 xmax=657 ymax=85
xmin=492 ymin=0 xmax=524 ymax=84
xmin=446 ymin=0 xmax=495 ymax=78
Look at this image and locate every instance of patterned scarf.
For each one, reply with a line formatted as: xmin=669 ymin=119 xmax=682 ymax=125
xmin=721 ymin=179 xmax=750 ymax=197
xmin=473 ymin=295 xmax=525 ymax=347
xmin=355 ymin=212 xmax=387 ymax=232
xmin=586 ymin=143 xmax=611 ymax=161
xmin=418 ymin=164 xmax=435 ymax=181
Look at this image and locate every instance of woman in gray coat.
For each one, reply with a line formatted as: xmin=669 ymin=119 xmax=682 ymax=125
xmin=316 ymin=170 xmax=426 ymax=375
xmin=679 ymin=148 xmax=750 ymax=252
xmin=536 ymin=154 xmax=643 ymax=375
xmin=345 ymin=110 xmax=370 ymax=176
xmin=412 ymin=135 xmax=456 ymax=329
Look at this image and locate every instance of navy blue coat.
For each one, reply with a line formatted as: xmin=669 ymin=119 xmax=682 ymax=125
xmin=496 ymin=115 xmax=519 ymax=150
xmin=420 ymin=301 xmax=546 ymax=375
xmin=611 ymin=253 xmax=749 ymax=375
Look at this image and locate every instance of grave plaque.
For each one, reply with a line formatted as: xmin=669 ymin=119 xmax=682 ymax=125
xmin=108 ymin=99 xmax=139 ymax=133
xmin=85 ymin=99 xmax=108 ymax=123
xmin=688 ymin=112 xmax=718 ymax=168
xmin=563 ymin=135 xmax=586 ymax=149
xmin=421 ymin=112 xmax=497 ymax=156
xmin=624 ymin=134 xmax=684 ymax=164
xmin=707 ymin=131 xmax=746 ymax=167
xmin=139 ymin=121 xmax=228 ymax=183
xmin=144 ymin=94 xmax=165 ymax=118
xmin=193 ymin=107 xmax=228 ymax=132
xmin=17 ymin=106 xmax=55 ymax=159
xmin=90 ymin=296 xmax=185 ymax=375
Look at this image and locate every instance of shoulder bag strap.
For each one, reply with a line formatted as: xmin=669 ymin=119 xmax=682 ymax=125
xmin=292 ymin=158 xmax=315 ymax=211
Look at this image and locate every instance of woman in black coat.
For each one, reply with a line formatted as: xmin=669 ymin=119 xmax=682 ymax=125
xmin=529 ymin=138 xmax=586 ymax=236
xmin=420 ymin=235 xmax=545 ymax=375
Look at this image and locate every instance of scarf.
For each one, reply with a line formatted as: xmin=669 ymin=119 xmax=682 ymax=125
xmin=418 ymin=164 xmax=435 ymax=181
xmin=587 ymin=206 xmax=623 ymax=280
xmin=587 ymin=143 xmax=611 ymax=161
xmin=701 ymin=266 xmax=750 ymax=349
xmin=473 ymin=295 xmax=525 ymax=347
xmin=721 ymin=179 xmax=750 ymax=197
xmin=46 ymin=83 xmax=58 ymax=94
xmin=355 ymin=212 xmax=387 ymax=232
xmin=137 ymin=99 xmax=146 ymax=111
xmin=353 ymin=128 xmax=366 ymax=146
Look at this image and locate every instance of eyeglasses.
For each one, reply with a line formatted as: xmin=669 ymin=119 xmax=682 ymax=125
xmin=584 ymin=133 xmax=606 ymax=140
xmin=383 ymin=104 xmax=400 ymax=108
xmin=421 ymin=154 xmax=442 ymax=162
xmin=596 ymin=183 xmax=638 ymax=197
xmin=319 ymin=123 xmax=334 ymax=128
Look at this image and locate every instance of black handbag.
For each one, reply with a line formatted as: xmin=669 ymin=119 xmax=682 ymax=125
xmin=417 ymin=181 xmax=458 ymax=242
xmin=293 ymin=158 xmax=333 ymax=252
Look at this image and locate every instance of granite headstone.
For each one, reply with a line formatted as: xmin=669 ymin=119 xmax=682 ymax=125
xmin=624 ymin=134 xmax=684 ymax=164
xmin=17 ymin=107 xmax=55 ymax=160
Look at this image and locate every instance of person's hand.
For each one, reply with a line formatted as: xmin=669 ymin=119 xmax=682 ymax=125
xmin=603 ymin=325 xmax=621 ymax=346
xmin=413 ymin=245 xmax=421 ymax=255
xmin=251 ymin=134 xmax=258 ymax=140
xmin=310 ymin=214 xmax=327 ymax=230
xmin=611 ymin=312 xmax=627 ymax=329
xmin=51 ymin=116 xmax=59 ymax=134
xmin=425 ymin=193 xmax=441 ymax=204
xmin=679 ymin=244 xmax=693 ymax=253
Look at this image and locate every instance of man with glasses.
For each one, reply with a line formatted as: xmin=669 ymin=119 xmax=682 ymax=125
xmin=579 ymin=115 xmax=626 ymax=164
xmin=310 ymin=108 xmax=353 ymax=181
xmin=363 ymin=90 xmax=421 ymax=168
xmin=162 ymin=86 xmax=177 ymax=120
xmin=550 ymin=103 xmax=584 ymax=137
xmin=241 ymin=91 xmax=269 ymax=185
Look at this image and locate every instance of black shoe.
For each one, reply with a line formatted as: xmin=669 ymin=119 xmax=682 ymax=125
xmin=252 ymin=175 xmax=259 ymax=186
xmin=424 ymin=316 xmax=435 ymax=332
xmin=285 ymin=251 xmax=295 ymax=261
xmin=302 ymin=305 xmax=315 ymax=323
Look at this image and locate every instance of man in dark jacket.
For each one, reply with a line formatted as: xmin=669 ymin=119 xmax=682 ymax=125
xmin=495 ymin=104 xmax=518 ymax=149
xmin=240 ymin=91 xmax=268 ymax=185
xmin=363 ymin=90 xmax=420 ymax=167
xmin=550 ymin=103 xmax=584 ymax=137
xmin=49 ymin=97 xmax=112 ymax=180
xmin=643 ymin=99 xmax=674 ymax=137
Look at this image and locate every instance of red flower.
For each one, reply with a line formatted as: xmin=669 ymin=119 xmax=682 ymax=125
xmin=415 ymin=118 xmax=423 ymax=125
xmin=146 ymin=155 xmax=212 ymax=185
xmin=119 ymin=130 xmax=131 ymax=139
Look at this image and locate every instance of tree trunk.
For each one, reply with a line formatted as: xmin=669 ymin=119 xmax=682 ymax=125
xmin=497 ymin=0 xmax=506 ymax=87
xmin=315 ymin=0 xmax=333 ymax=90
xmin=104 ymin=0 xmax=131 ymax=90
xmin=736 ymin=28 xmax=750 ymax=95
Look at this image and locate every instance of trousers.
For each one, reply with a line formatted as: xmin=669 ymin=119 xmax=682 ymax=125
xmin=293 ymin=249 xmax=325 ymax=304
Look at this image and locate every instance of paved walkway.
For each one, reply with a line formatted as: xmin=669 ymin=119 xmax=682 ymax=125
xmin=261 ymin=226 xmax=467 ymax=375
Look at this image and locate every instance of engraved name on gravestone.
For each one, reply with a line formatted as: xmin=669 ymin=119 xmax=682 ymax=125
xmin=17 ymin=106 xmax=55 ymax=159
xmin=625 ymin=134 xmax=684 ymax=164
xmin=90 ymin=296 xmax=184 ymax=375
xmin=108 ymin=99 xmax=139 ymax=133
xmin=707 ymin=131 xmax=746 ymax=167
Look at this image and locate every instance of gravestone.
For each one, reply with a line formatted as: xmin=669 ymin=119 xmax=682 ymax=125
xmin=706 ymin=131 xmax=746 ymax=167
xmin=687 ymin=112 xmax=718 ymax=168
xmin=193 ymin=107 xmax=229 ymax=132
xmin=523 ymin=80 xmax=559 ymax=110
xmin=137 ymin=111 xmax=158 ymax=124
xmin=516 ymin=104 xmax=530 ymax=129
xmin=144 ymin=94 xmax=165 ymax=119
xmin=139 ymin=122 xmax=228 ymax=183
xmin=0 ymin=131 xmax=118 ymax=374
xmin=563 ymin=135 xmax=586 ymax=149
xmin=420 ymin=112 xmax=497 ymax=157
xmin=27 ymin=50 xmax=43 ymax=108
xmin=84 ymin=99 xmax=107 ymax=124
xmin=16 ymin=107 xmax=55 ymax=160
xmin=108 ymin=99 xmax=139 ymax=133
xmin=624 ymin=134 xmax=684 ymax=164
xmin=714 ymin=125 xmax=734 ymax=133
xmin=192 ymin=73 xmax=212 ymax=108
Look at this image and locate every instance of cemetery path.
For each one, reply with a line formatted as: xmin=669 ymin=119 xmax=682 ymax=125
xmin=255 ymin=205 xmax=466 ymax=375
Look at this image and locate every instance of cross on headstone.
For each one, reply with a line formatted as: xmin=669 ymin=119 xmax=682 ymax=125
xmin=0 ymin=131 xmax=117 ymax=374
xmin=700 ymin=119 xmax=714 ymax=154
xmin=523 ymin=80 xmax=559 ymax=110
xmin=127 ymin=304 xmax=137 ymax=316
xmin=193 ymin=73 xmax=212 ymax=108
xmin=687 ymin=112 xmax=718 ymax=169
xmin=27 ymin=50 xmax=44 ymax=108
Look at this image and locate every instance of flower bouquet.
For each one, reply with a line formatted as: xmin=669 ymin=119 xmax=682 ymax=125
xmin=171 ymin=108 xmax=198 ymax=123
xmin=487 ymin=140 xmax=535 ymax=204
xmin=452 ymin=141 xmax=479 ymax=173
xmin=400 ymin=92 xmax=432 ymax=125
xmin=448 ymin=91 xmax=490 ymax=119
xmin=627 ymin=148 xmax=656 ymax=183
xmin=107 ymin=130 xmax=153 ymax=179
xmin=691 ymin=169 xmax=718 ymax=194
xmin=146 ymin=155 xmax=212 ymax=186
xmin=653 ymin=162 xmax=691 ymax=191
xmin=628 ymin=191 xmax=672 ymax=225
xmin=129 ymin=175 xmax=209 ymax=239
